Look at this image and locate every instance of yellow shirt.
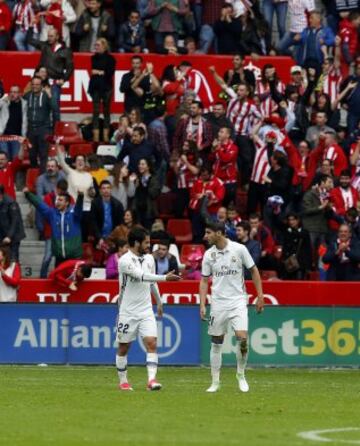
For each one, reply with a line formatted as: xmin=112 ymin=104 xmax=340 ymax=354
xmin=91 ymin=168 xmax=109 ymax=186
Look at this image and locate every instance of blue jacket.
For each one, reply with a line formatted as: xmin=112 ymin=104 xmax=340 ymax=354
xmin=323 ymin=237 xmax=360 ymax=281
xmin=298 ymin=26 xmax=335 ymax=65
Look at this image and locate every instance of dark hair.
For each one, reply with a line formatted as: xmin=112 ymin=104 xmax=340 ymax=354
xmin=108 ymin=238 xmax=128 ymax=254
xmin=138 ymin=157 xmax=153 ymax=174
xmin=128 ymin=9 xmax=140 ymax=16
xmin=125 ymin=208 xmax=138 ymax=225
xmin=57 ymin=192 xmax=71 ymax=203
xmin=349 ymin=10 xmax=360 ymax=21
xmin=346 ymin=207 xmax=358 ymax=219
xmin=192 ymin=100 xmax=203 ymax=110
xmin=112 ymin=162 xmax=129 ymax=185
xmin=158 ymin=239 xmax=170 ymax=249
xmin=272 ymin=151 xmax=287 ymax=167
xmin=0 ymin=150 xmax=8 ymax=158
xmin=286 ymin=212 xmax=300 ymax=220
xmin=318 ymin=174 xmax=332 ymax=185
xmin=0 ymin=246 xmax=11 ymax=268
xmin=179 ymin=60 xmax=192 ymax=68
xmin=133 ymin=126 xmax=146 ymax=137
xmin=340 ymin=169 xmax=351 ymax=178
xmin=128 ymin=227 xmax=149 ymax=247
xmin=80 ymin=264 xmax=92 ymax=278
xmin=249 ymin=212 xmax=260 ymax=220
xmin=161 ymin=64 xmax=176 ymax=82
xmin=236 ymin=221 xmax=250 ymax=234
xmin=205 ymin=221 xmax=225 ymax=234
xmin=200 ymin=163 xmax=212 ymax=174
xmin=100 ymin=179 xmax=112 ymax=188
xmin=56 ymin=179 xmax=69 ymax=192
xmin=131 ymin=55 xmax=143 ymax=63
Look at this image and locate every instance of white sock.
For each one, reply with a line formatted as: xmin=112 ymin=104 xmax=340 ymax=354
xmin=236 ymin=337 xmax=248 ymax=376
xmin=146 ymin=353 xmax=158 ymax=382
xmin=210 ymin=342 xmax=222 ymax=384
xmin=116 ymin=355 xmax=128 ymax=384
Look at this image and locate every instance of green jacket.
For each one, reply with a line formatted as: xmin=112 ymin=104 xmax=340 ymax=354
xmin=150 ymin=0 xmax=184 ymax=34
xmin=301 ymin=189 xmax=329 ymax=234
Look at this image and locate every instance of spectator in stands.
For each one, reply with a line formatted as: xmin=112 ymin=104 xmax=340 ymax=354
xmin=213 ymin=3 xmax=242 ymax=55
xmin=204 ymin=102 xmax=233 ymax=138
xmin=262 ymin=0 xmax=287 ymax=42
xmin=88 ymin=38 xmax=116 ymax=143
xmin=105 ymin=238 xmax=128 ymax=279
xmin=249 ymin=212 xmax=277 ymax=270
xmin=108 ymin=209 xmax=139 ymax=243
xmin=120 ymin=56 xmax=147 ymax=113
xmin=0 ymin=0 xmax=11 ymax=50
xmin=340 ymin=62 xmax=360 ymax=134
xmin=0 ymin=85 xmax=28 ymax=160
xmin=339 ymin=11 xmax=360 ymax=77
xmin=158 ymin=34 xmax=187 ymax=55
xmin=38 ymin=0 xmax=76 ymax=48
xmin=131 ymin=158 xmax=161 ymax=229
xmin=147 ymin=0 xmax=188 ymax=52
xmin=27 ymin=27 xmax=74 ymax=122
xmin=87 ymin=154 xmax=109 ymax=188
xmin=345 ymin=207 xmax=360 ymax=240
xmin=90 ymin=180 xmax=125 ymax=247
xmin=49 ymin=259 xmax=92 ymax=291
xmin=305 ymin=112 xmax=336 ymax=150
xmin=153 ymin=239 xmax=179 ymax=275
xmin=302 ymin=174 xmax=334 ymax=251
xmin=150 ymin=219 xmax=175 ymax=244
xmin=39 ymin=178 xmax=70 ymax=278
xmin=74 ymin=0 xmax=115 ymax=52
xmin=198 ymin=0 xmax=223 ymax=54
xmin=236 ymin=220 xmax=261 ymax=278
xmin=0 ymin=246 xmax=21 ymax=302
xmin=312 ymin=158 xmax=335 ymax=186
xmin=223 ymin=54 xmax=256 ymax=93
xmin=117 ymin=126 xmax=161 ymax=174
xmin=0 ymin=185 xmax=25 ymax=262
xmin=36 ymin=158 xmax=66 ymax=197
xmin=118 ymin=9 xmax=147 ymax=53
xmin=239 ymin=10 xmax=272 ymax=57
xmin=323 ymin=223 xmax=360 ymax=281
xmin=107 ymin=162 xmax=136 ymax=210
xmin=126 ymin=107 xmax=147 ymax=137
xmin=173 ymin=100 xmax=213 ymax=156
xmin=321 ymin=131 xmax=348 ymax=177
xmin=13 ymin=0 xmax=37 ymax=51
xmin=175 ymin=89 xmax=196 ymax=123
xmin=170 ymin=139 xmax=201 ymax=218
xmin=211 ymin=127 xmax=238 ymax=206
xmin=24 ymin=188 xmax=84 ymax=266
xmin=297 ymin=11 xmax=335 ymax=71
xmin=0 ymin=143 xmax=26 ymax=200
xmin=281 ymin=213 xmax=312 ymax=279
xmin=111 ymin=114 xmax=130 ymax=154
xmin=23 ymin=76 xmax=57 ymax=172
xmin=264 ymin=151 xmax=293 ymax=206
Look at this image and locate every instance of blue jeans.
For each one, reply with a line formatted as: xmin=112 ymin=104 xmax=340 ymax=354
xmin=14 ymin=28 xmax=36 ymax=51
xmin=262 ymin=0 xmax=287 ymax=40
xmin=0 ymin=141 xmax=20 ymax=160
xmin=40 ymin=239 xmax=53 ymax=278
xmin=277 ymin=31 xmax=301 ymax=60
xmin=51 ymin=84 xmax=61 ymax=122
xmin=198 ymin=24 xmax=216 ymax=54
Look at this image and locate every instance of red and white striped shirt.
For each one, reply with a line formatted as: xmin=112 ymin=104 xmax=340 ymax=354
xmin=226 ymin=98 xmax=262 ymax=136
xmin=287 ymin=0 xmax=315 ymax=33
xmin=13 ymin=0 xmax=36 ymax=32
xmin=186 ymin=68 xmax=214 ymax=112
xmin=250 ymin=140 xmax=271 ymax=184
xmin=321 ymin=66 xmax=342 ymax=103
xmin=255 ymin=80 xmax=285 ymax=118
xmin=176 ymin=155 xmax=199 ymax=189
xmin=323 ymin=144 xmax=348 ymax=176
xmin=213 ymin=140 xmax=238 ymax=184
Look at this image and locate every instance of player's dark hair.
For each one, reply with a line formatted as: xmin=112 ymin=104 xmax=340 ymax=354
xmin=237 ymin=221 xmax=251 ymax=234
xmin=128 ymin=227 xmax=149 ymax=247
xmin=205 ymin=221 xmax=226 ymax=234
xmin=80 ymin=264 xmax=92 ymax=278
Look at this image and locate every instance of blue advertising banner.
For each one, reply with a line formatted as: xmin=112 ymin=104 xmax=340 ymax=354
xmin=0 ymin=304 xmax=201 ymax=365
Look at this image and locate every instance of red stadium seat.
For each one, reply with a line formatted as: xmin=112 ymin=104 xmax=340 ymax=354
xmin=180 ymin=244 xmax=205 ymax=265
xmin=54 ymin=121 xmax=84 ymax=145
xmin=25 ymin=168 xmax=40 ymax=193
xmin=167 ymin=219 xmax=193 ymax=244
xmin=69 ymin=143 xmax=94 ymax=158
xmin=157 ymin=192 xmax=176 ymax=220
xmin=48 ymin=144 xmax=64 ymax=158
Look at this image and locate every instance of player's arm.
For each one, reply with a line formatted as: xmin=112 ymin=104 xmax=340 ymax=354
xmin=199 ymin=276 xmax=209 ymax=320
xmin=249 ymin=265 xmax=264 ymax=313
xmin=150 ymin=283 xmax=163 ymax=318
xmin=119 ymin=259 xmax=180 ymax=282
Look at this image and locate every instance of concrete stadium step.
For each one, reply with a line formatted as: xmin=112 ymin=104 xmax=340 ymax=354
xmin=20 ymin=241 xmax=47 ymax=278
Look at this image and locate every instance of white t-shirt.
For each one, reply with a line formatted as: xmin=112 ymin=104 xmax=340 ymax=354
xmin=118 ymin=251 xmax=158 ymax=317
xmin=201 ymin=240 xmax=255 ymax=311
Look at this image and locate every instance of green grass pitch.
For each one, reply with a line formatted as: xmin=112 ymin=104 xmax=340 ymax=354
xmin=0 ymin=366 xmax=359 ymax=446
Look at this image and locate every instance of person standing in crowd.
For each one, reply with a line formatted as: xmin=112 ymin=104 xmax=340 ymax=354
xmin=236 ymin=220 xmax=261 ymax=278
xmin=0 ymin=0 xmax=11 ymax=50
xmin=0 ymin=246 xmax=21 ymax=302
xmin=323 ymin=223 xmax=360 ymax=281
xmin=108 ymin=208 xmax=139 ymax=243
xmin=49 ymin=259 xmax=92 ymax=291
xmin=204 ymin=102 xmax=233 ymax=138
xmin=0 ymin=143 xmax=26 ymax=200
xmin=262 ymin=0 xmax=287 ymax=42
xmin=88 ymin=38 xmax=116 ymax=143
xmin=23 ymin=76 xmax=57 ymax=172
xmin=13 ymin=0 xmax=38 ymax=51
xmin=38 ymin=0 xmax=76 ymax=48
xmin=249 ymin=213 xmax=277 ymax=270
xmin=90 ymin=180 xmax=124 ymax=247
xmin=27 ymin=27 xmax=74 ymax=122
xmin=120 ymin=56 xmax=148 ymax=113
xmin=105 ymin=238 xmax=128 ymax=279
xmin=153 ymin=239 xmax=179 ymax=275
xmin=118 ymin=9 xmax=147 ymax=53
xmin=74 ymin=0 xmax=115 ymax=52
xmin=107 ymin=162 xmax=136 ymax=210
xmin=213 ymin=3 xmax=242 ymax=55
xmin=24 ymin=188 xmax=83 ymax=266
xmin=0 ymin=185 xmax=25 ymax=262
xmin=0 ymin=85 xmax=28 ymax=160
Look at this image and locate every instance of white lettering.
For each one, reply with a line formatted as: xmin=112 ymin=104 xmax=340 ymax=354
xmin=50 ymin=319 xmax=58 ymax=347
xmin=39 ymin=319 xmax=47 ymax=347
xmin=87 ymin=292 xmax=111 ymax=303
xmin=37 ymin=293 xmax=58 ymax=303
xmin=114 ymin=70 xmax=127 ymax=102
xmin=91 ymin=326 xmax=111 ymax=348
xmin=74 ymin=70 xmax=92 ymax=101
xmin=14 ymin=319 xmax=38 ymax=347
xmin=71 ymin=326 xmax=90 ymax=348
xmin=251 ymin=328 xmax=277 ymax=355
xmin=278 ymin=320 xmax=299 ymax=355
xmin=61 ymin=319 xmax=69 ymax=347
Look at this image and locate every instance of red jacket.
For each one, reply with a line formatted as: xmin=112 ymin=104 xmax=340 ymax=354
xmin=212 ymin=139 xmax=238 ymax=183
xmin=323 ymin=144 xmax=348 ymax=177
xmin=329 ymin=186 xmax=360 ymax=230
xmin=0 ymin=2 xmax=12 ymax=33
xmin=339 ymin=19 xmax=358 ymax=60
xmin=190 ymin=176 xmax=225 ymax=214
xmin=0 ymin=158 xmax=22 ymax=199
xmin=48 ymin=260 xmax=86 ymax=289
xmin=1 ymin=263 xmax=21 ymax=287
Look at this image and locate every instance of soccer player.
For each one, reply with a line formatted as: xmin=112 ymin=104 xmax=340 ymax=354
xmin=199 ymin=221 xmax=264 ymax=393
xmin=116 ymin=227 xmax=180 ymax=391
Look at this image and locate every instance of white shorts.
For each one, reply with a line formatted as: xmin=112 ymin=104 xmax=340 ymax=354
xmin=116 ymin=313 xmax=158 ymax=343
xmin=208 ymin=306 xmax=248 ymax=336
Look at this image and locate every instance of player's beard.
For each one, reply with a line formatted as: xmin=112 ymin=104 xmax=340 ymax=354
xmin=139 ymin=246 xmax=150 ymax=255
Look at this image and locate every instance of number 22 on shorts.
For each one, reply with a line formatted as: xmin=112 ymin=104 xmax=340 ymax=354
xmin=117 ymin=323 xmax=130 ymax=334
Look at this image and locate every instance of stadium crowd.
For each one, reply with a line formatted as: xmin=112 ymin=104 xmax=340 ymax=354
xmin=0 ymin=0 xmax=360 ymax=294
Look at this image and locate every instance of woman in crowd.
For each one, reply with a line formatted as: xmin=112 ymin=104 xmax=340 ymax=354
xmin=88 ymin=38 xmax=116 ymax=142
xmin=107 ymin=162 xmax=137 ymax=209
xmin=127 ymin=107 xmax=147 ymax=137
xmin=0 ymin=247 xmax=21 ymax=302
xmin=108 ymin=209 xmax=139 ymax=243
xmin=105 ymin=238 xmax=128 ymax=279
xmin=111 ymin=114 xmax=130 ymax=156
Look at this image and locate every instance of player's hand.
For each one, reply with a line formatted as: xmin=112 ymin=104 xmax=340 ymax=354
xmin=165 ymin=270 xmax=181 ymax=281
xmin=200 ymin=304 xmax=207 ymax=320
xmin=69 ymin=282 xmax=78 ymax=292
xmin=157 ymin=304 xmax=163 ymax=318
xmin=255 ymin=295 xmax=265 ymax=314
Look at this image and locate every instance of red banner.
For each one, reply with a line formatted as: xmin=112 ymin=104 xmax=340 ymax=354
xmin=0 ymin=52 xmax=294 ymax=114
xmin=16 ymin=279 xmax=360 ymax=306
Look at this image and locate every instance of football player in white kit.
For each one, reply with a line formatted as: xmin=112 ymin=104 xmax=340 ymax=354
xmin=199 ymin=221 xmax=264 ymax=393
xmin=116 ymin=227 xmax=180 ymax=391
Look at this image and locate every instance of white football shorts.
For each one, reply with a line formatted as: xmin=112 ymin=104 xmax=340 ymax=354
xmin=116 ymin=312 xmax=158 ymax=343
xmin=208 ymin=305 xmax=248 ymax=336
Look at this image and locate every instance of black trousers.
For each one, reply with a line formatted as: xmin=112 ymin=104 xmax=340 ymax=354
xmin=247 ymin=181 xmax=267 ymax=216
xmin=92 ymin=90 xmax=112 ymax=129
xmin=28 ymin=126 xmax=51 ymax=173
xmin=235 ymin=135 xmax=255 ymax=186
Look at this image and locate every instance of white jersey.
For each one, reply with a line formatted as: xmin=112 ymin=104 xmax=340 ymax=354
xmin=118 ymin=251 xmax=160 ymax=317
xmin=201 ymin=240 xmax=255 ymax=311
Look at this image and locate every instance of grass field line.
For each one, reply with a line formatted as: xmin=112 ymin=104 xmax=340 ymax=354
xmin=298 ymin=428 xmax=360 ymax=444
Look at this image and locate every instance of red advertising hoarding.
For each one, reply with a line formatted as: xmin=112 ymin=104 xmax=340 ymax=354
xmin=0 ymin=52 xmax=294 ymax=114
xmin=16 ymin=279 xmax=360 ymax=306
